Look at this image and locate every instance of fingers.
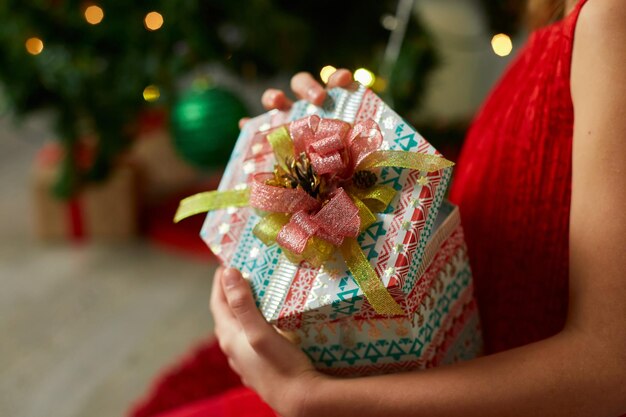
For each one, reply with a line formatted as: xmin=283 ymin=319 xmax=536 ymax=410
xmin=210 ymin=267 xmax=239 ymax=330
xmin=290 ymin=72 xmax=326 ymax=106
xmin=238 ymin=117 xmax=250 ymax=129
xmin=210 ymin=266 xmax=226 ymax=311
xmin=326 ymin=68 xmax=353 ymax=89
xmin=259 ymin=69 xmax=353 ymax=114
xmin=221 ymin=268 xmax=275 ymax=353
xmin=261 ymin=88 xmax=293 ymax=111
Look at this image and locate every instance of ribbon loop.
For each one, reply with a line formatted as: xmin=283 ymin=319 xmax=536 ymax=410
xmin=267 ymin=126 xmax=295 ymax=170
xmin=347 ymin=118 xmax=383 ymax=170
xmin=313 ymin=188 xmax=360 ymax=244
xmin=357 ymin=150 xmax=454 ymax=172
xmin=275 ymin=188 xmax=361 ymax=254
xmin=276 ymin=211 xmax=320 ymax=254
xmin=253 ymin=212 xmax=290 ymax=246
xmin=174 ymin=189 xmax=250 ymax=223
xmin=249 ymin=173 xmax=321 ymax=213
xmin=350 ymin=196 xmax=377 ymax=232
xmin=347 ymin=184 xmax=397 ymax=213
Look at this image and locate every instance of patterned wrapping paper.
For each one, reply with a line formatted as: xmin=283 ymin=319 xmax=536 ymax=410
xmin=200 ymin=86 xmax=482 ymax=373
xmin=290 ymin=204 xmax=482 ymax=376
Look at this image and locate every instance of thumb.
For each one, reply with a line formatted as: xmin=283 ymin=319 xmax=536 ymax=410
xmin=221 ymin=268 xmax=274 ymax=347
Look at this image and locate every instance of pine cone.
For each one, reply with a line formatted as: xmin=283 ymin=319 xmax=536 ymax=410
xmin=352 ymin=170 xmax=378 ymax=189
xmin=266 ymin=152 xmax=323 ymax=198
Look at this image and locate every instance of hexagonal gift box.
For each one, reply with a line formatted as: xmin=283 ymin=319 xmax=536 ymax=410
xmin=195 ymin=86 xmax=482 ymax=375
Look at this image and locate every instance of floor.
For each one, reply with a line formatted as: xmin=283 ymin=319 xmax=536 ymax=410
xmin=0 ymin=113 xmax=217 ymax=417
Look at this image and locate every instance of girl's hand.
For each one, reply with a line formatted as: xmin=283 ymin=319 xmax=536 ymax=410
xmin=239 ymin=69 xmax=355 ymax=128
xmin=210 ymin=267 xmax=326 ymax=417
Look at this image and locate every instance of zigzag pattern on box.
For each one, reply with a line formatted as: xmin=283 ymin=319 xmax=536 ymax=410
xmin=402 ymin=167 xmax=452 ymax=293
xmin=440 ymin=311 xmax=483 ymax=365
xmin=232 ymin=216 xmax=283 ymax=300
xmin=302 ymin=245 xmax=475 ymax=371
xmin=389 ymin=170 xmax=443 ymax=288
xmin=276 ymin=266 xmax=319 ymax=330
xmin=428 ymin=296 xmax=480 ymax=367
xmin=352 ymin=222 xmax=464 ymax=322
xmin=372 ymin=120 xmax=444 ymax=287
xmin=405 ymin=227 xmax=466 ymax=315
xmin=354 ymin=89 xmax=381 ymax=124
xmin=311 ymin=284 xmax=477 ymax=376
xmin=326 ymin=104 xmax=449 ymax=319
xmin=422 ymin=277 xmax=477 ymax=366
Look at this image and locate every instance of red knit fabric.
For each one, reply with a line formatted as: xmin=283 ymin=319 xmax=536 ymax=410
xmin=129 ymin=340 xmax=251 ymax=417
xmin=450 ymin=0 xmax=588 ymax=353
xmin=130 ymin=2 xmax=591 ymax=416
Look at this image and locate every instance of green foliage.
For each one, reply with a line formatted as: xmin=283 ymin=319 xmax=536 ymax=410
xmin=0 ymin=0 xmax=437 ymax=197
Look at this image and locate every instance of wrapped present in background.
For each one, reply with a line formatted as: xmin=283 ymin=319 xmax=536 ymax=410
xmin=33 ymin=142 xmax=138 ymax=241
xmin=131 ymin=109 xmax=207 ymax=203
xmin=179 ymin=86 xmax=482 ymax=376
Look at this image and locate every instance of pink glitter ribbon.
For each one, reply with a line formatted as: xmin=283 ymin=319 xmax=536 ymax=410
xmin=288 ymin=115 xmax=382 ymax=178
xmin=248 ymin=115 xmax=384 ymax=255
xmin=275 ymin=188 xmax=360 ymax=254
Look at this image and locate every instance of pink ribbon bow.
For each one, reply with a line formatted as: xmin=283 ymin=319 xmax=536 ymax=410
xmin=275 ymin=188 xmax=360 ymax=254
xmin=249 ymin=115 xmax=384 ymax=255
xmin=289 ymin=115 xmax=383 ymax=178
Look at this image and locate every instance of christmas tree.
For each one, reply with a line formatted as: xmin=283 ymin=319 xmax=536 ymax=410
xmin=0 ymin=0 xmax=438 ymax=197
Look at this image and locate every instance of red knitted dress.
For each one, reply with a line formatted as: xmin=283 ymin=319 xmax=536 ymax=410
xmin=130 ymin=1 xmax=589 ymax=416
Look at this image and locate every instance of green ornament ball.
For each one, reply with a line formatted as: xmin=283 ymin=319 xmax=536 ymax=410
xmin=171 ymin=86 xmax=248 ymax=169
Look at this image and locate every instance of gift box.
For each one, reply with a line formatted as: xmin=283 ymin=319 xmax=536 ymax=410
xmin=283 ymin=202 xmax=482 ymax=376
xmin=177 ymin=86 xmax=482 ymax=375
xmin=33 ymin=142 xmax=139 ymax=241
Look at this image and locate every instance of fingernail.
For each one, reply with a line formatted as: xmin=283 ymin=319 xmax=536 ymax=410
xmin=307 ymin=87 xmax=321 ymax=102
xmin=222 ymin=268 xmax=240 ymax=289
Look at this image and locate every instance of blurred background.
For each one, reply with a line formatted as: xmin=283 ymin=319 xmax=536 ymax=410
xmin=0 ymin=0 xmax=527 ymax=416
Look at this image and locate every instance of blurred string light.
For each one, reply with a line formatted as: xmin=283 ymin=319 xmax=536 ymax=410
xmin=25 ymin=37 xmax=44 ymax=55
xmin=319 ymin=65 xmax=336 ymax=84
xmin=143 ymin=85 xmax=160 ymax=102
xmin=380 ymin=14 xmax=398 ymax=31
xmin=491 ymin=33 xmax=513 ymax=57
xmin=144 ymin=11 xmax=164 ymax=31
xmin=353 ymin=68 xmax=375 ymax=87
xmin=84 ymin=5 xmax=104 ymax=25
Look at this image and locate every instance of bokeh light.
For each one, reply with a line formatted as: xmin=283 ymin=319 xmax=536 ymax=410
xmin=84 ymin=5 xmax=104 ymax=25
xmin=143 ymin=85 xmax=160 ymax=102
xmin=144 ymin=11 xmax=164 ymax=31
xmin=25 ymin=37 xmax=44 ymax=55
xmin=354 ymin=68 xmax=375 ymax=87
xmin=319 ymin=65 xmax=337 ymax=84
xmin=491 ymin=33 xmax=513 ymax=57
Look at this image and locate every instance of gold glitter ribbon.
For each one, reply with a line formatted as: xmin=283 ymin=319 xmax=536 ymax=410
xmin=340 ymin=238 xmax=405 ymax=315
xmin=351 ymin=196 xmax=377 ymax=232
xmin=266 ymin=126 xmax=295 ymax=170
xmin=253 ymin=213 xmax=334 ymax=268
xmin=358 ymin=150 xmax=454 ymax=172
xmin=347 ymin=184 xmax=397 ymax=213
xmin=174 ymin=189 xmax=250 ymax=223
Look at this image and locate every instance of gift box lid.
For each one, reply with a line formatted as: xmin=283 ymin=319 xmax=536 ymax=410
xmin=200 ymin=85 xmax=453 ymax=326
